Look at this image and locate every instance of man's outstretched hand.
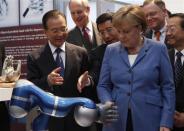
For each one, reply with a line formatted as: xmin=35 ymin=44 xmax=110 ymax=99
xmin=77 ymin=71 xmax=91 ymax=93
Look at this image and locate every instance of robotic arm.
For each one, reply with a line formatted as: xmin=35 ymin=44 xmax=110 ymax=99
xmin=9 ymin=79 xmax=117 ymax=130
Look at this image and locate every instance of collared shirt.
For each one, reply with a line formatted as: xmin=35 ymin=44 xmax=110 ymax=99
xmin=80 ymin=21 xmax=93 ymax=42
xmin=48 ymin=41 xmax=66 ymax=67
xmin=175 ymin=49 xmax=184 ymax=65
xmin=152 ymin=26 xmax=166 ymax=43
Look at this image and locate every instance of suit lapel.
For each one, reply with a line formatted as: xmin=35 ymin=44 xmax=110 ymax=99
xmin=119 ymin=39 xmax=151 ymax=68
xmin=119 ymin=45 xmax=130 ymax=67
xmin=75 ymin=27 xmax=84 ymax=44
xmin=132 ymin=39 xmax=150 ymax=68
xmin=75 ymin=26 xmax=93 ymax=51
xmin=41 ymin=44 xmax=57 ymax=72
xmin=64 ymin=43 xmax=73 ymax=79
xmin=168 ymin=49 xmax=175 ymax=69
xmin=92 ymin=22 xmax=102 ymax=46
xmin=145 ymin=29 xmax=153 ymax=39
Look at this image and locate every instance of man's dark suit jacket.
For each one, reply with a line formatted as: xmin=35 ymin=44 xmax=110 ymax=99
xmin=87 ymin=44 xmax=109 ymax=131
xmin=0 ymin=43 xmax=10 ymax=131
xmin=169 ymin=49 xmax=184 ymax=131
xmin=27 ymin=42 xmax=91 ymax=131
xmin=66 ymin=22 xmax=102 ymax=52
xmin=145 ymin=29 xmax=172 ymax=49
xmin=88 ymin=44 xmax=108 ymax=103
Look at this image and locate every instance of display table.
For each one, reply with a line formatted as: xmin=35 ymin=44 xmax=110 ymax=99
xmin=0 ymin=87 xmax=13 ymax=101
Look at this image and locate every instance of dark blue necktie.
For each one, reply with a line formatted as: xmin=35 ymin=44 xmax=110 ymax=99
xmin=175 ymin=51 xmax=183 ymax=87
xmin=55 ymin=48 xmax=64 ymax=77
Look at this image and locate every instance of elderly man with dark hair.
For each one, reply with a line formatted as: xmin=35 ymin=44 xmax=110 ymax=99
xmin=167 ymin=13 xmax=184 ymax=131
xmin=27 ymin=9 xmax=91 ymax=131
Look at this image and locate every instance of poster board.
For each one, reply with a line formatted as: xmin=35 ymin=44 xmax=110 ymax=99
xmin=20 ymin=0 xmax=54 ymax=25
xmin=0 ymin=0 xmax=19 ymax=27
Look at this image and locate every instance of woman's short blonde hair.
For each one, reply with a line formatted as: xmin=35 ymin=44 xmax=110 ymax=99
xmin=113 ymin=5 xmax=147 ymax=32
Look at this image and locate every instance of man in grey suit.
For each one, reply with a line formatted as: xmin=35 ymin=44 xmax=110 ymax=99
xmin=167 ymin=13 xmax=184 ymax=131
xmin=27 ymin=10 xmax=91 ymax=131
xmin=66 ymin=0 xmax=102 ymax=52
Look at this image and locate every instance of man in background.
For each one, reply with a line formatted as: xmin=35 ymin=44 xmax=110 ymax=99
xmin=167 ymin=13 xmax=184 ymax=131
xmin=143 ymin=0 xmax=172 ymax=49
xmin=67 ymin=0 xmax=102 ymax=52
xmin=77 ymin=12 xmax=119 ymax=99
xmin=77 ymin=13 xmax=119 ymax=131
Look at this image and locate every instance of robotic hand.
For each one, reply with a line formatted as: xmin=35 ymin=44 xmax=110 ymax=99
xmin=74 ymin=101 xmax=118 ymax=127
xmin=1 ymin=55 xmax=21 ymax=82
xmin=96 ymin=102 xmax=118 ymax=124
xmin=9 ymin=79 xmax=118 ymax=130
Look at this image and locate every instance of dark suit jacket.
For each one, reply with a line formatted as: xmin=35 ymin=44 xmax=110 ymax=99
xmin=169 ymin=49 xmax=184 ymax=131
xmin=88 ymin=44 xmax=108 ymax=103
xmin=169 ymin=49 xmax=184 ymax=112
xmin=144 ymin=29 xmax=172 ymax=49
xmin=27 ymin=42 xmax=91 ymax=131
xmin=0 ymin=43 xmax=10 ymax=131
xmin=66 ymin=22 xmax=102 ymax=52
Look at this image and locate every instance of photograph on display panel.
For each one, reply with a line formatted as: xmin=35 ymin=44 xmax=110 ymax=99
xmin=20 ymin=0 xmax=53 ymax=25
xmin=0 ymin=0 xmax=19 ymax=27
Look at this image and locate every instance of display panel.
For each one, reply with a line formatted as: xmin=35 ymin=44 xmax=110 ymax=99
xmin=0 ymin=0 xmax=19 ymax=27
xmin=20 ymin=0 xmax=54 ymax=25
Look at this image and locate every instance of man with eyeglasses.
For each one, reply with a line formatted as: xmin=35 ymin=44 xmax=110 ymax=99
xmin=167 ymin=13 xmax=184 ymax=131
xmin=66 ymin=0 xmax=102 ymax=52
xmin=77 ymin=12 xmax=119 ymax=99
xmin=142 ymin=0 xmax=172 ymax=49
xmin=76 ymin=13 xmax=119 ymax=131
xmin=27 ymin=10 xmax=91 ymax=131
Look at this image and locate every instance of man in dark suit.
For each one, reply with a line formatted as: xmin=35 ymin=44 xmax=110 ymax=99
xmin=89 ymin=12 xmax=119 ymax=131
xmin=66 ymin=0 xmax=102 ymax=52
xmin=89 ymin=12 xmax=119 ymax=91
xmin=27 ymin=10 xmax=91 ymax=131
xmin=142 ymin=0 xmax=172 ymax=49
xmin=77 ymin=12 xmax=119 ymax=101
xmin=166 ymin=13 xmax=184 ymax=131
xmin=77 ymin=13 xmax=119 ymax=131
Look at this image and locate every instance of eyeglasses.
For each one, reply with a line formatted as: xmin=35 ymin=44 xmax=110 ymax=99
xmin=166 ymin=25 xmax=178 ymax=33
xmin=49 ymin=27 xmax=67 ymax=33
xmin=99 ymin=27 xmax=114 ymax=36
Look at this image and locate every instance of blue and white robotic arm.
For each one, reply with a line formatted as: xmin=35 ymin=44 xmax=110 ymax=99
xmin=9 ymin=79 xmax=117 ymax=131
